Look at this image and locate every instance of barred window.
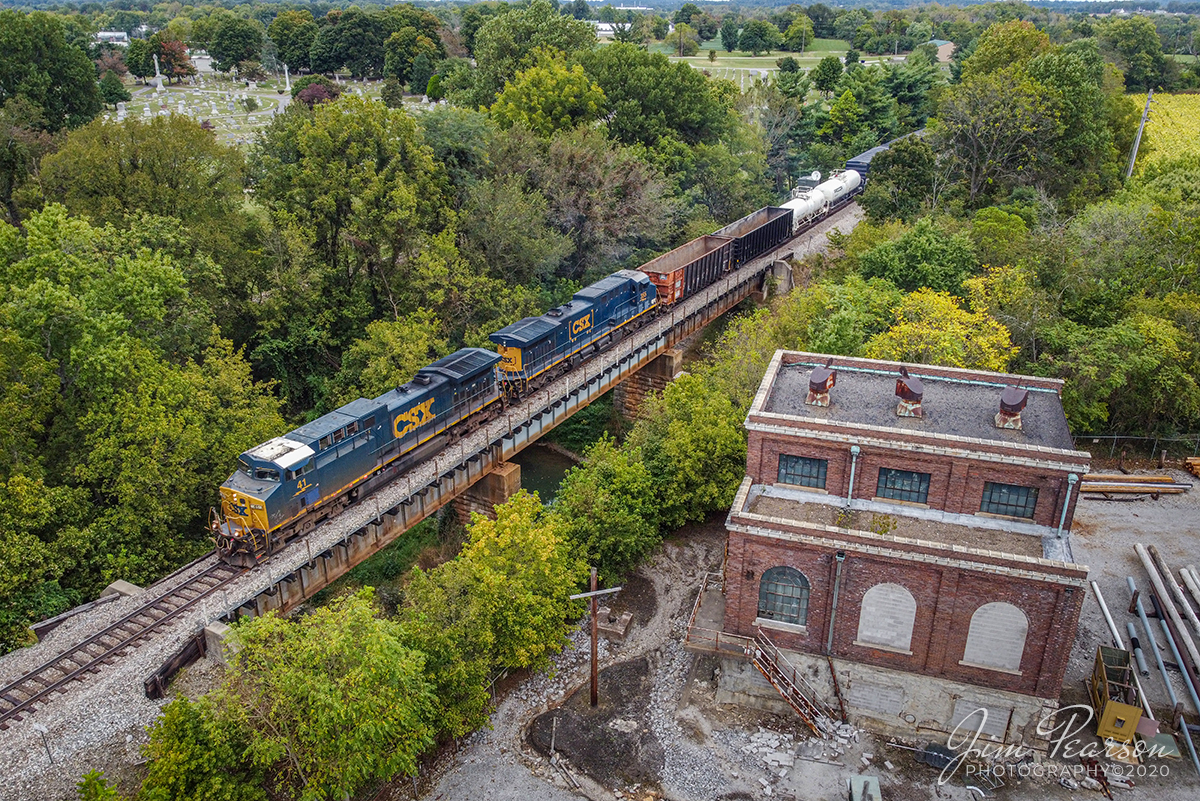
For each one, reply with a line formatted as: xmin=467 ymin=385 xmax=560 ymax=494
xmin=758 ymin=567 xmax=810 ymax=626
xmin=876 ymin=468 xmax=931 ymax=504
xmin=980 ymin=482 xmax=1039 ymax=519
xmin=778 ymin=455 xmax=828 ymax=489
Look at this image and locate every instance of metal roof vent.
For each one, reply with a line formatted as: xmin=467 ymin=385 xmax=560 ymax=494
xmin=806 ymin=358 xmax=836 ymax=407
xmin=413 ymin=374 xmax=432 ymax=386
xmin=547 ymin=308 xmax=563 ymax=318
xmin=895 ymin=367 xmax=924 ymax=418
xmin=996 ymin=386 xmax=1028 ymax=430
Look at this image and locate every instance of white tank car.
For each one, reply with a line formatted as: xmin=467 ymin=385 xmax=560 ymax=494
xmin=782 ymin=170 xmax=862 ymax=232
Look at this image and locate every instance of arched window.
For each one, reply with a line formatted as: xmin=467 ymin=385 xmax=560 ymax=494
xmin=758 ymin=567 xmax=810 ymax=626
xmin=962 ymin=602 xmax=1028 ymax=672
xmin=856 ymin=583 xmax=916 ymax=653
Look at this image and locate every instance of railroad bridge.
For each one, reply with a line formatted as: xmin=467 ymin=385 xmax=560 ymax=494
xmin=0 ymin=206 xmax=859 ymax=744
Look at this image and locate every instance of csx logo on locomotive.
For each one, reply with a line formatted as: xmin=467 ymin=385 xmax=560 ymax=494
xmin=394 ymin=398 xmax=436 ymax=439
xmin=570 ymin=312 xmax=593 ymax=339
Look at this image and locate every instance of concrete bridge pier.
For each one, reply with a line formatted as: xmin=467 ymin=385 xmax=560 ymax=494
xmin=751 ymin=260 xmax=794 ymax=304
xmin=613 ymin=346 xmax=685 ymax=419
xmin=455 ymin=461 xmax=521 ymax=520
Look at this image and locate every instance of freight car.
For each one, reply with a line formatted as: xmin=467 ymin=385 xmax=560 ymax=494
xmin=490 ymin=270 xmax=656 ymax=396
xmin=214 ymin=348 xmax=502 ymax=564
xmin=641 ymin=235 xmax=734 ymax=306
xmin=711 ymin=206 xmax=794 ymax=268
xmin=781 ymin=170 xmax=862 ymax=230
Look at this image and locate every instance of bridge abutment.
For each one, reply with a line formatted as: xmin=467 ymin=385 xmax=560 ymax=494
xmin=613 ymin=346 xmax=685 ymax=419
xmin=455 ymin=461 xmax=521 ymax=520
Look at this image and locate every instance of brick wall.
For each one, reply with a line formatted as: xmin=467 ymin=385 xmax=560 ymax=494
xmin=748 ymin=432 xmax=1081 ymax=530
xmin=723 ymin=529 xmax=1083 ymax=699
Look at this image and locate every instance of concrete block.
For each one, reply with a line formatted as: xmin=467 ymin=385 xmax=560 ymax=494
xmin=101 ymin=580 xmax=142 ymax=598
xmin=204 ymin=622 xmax=237 ymax=664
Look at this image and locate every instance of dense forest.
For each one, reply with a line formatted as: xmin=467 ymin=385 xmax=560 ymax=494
xmin=2 ymin=1 xmax=1200 ymax=797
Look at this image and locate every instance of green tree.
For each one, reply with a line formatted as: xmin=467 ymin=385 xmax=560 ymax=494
xmin=859 ymin=217 xmax=977 ymax=293
xmin=381 ymin=77 xmax=405 ymax=108
xmin=1101 ymin=16 xmax=1167 ymax=91
xmin=459 ymin=176 xmax=574 ymax=284
xmin=469 ymin=0 xmax=597 ymax=107
xmin=578 ymin=42 xmax=733 ymax=148
xmin=268 ymin=10 xmax=319 ymax=71
xmin=39 ymin=115 xmax=245 ymax=236
xmin=404 ymin=491 xmax=586 ymax=671
xmin=384 ymin=26 xmax=442 ymax=86
xmin=125 ymin=38 xmax=153 ymax=83
xmin=309 ymin=9 xmax=387 ymax=78
xmin=720 ymin=17 xmax=740 ymax=53
xmin=98 ymin=72 xmax=131 ymax=109
xmin=328 ymin=311 xmax=448 ymax=405
xmin=960 ymin=20 xmax=1051 ymax=81
xmin=76 ymin=771 xmax=121 ymax=801
xmin=223 ymin=591 xmax=437 ymax=801
xmin=812 ymin=55 xmax=844 ymax=97
xmin=667 ymin=23 xmax=700 ymax=57
xmin=932 ymin=67 xmax=1062 ymax=205
xmin=138 ymin=697 xmax=265 ymax=801
xmin=784 ymin=15 xmax=815 ymax=54
xmin=210 ymin=17 xmax=262 ymax=73
xmin=738 ymin=19 xmax=783 ymax=56
xmin=864 ymin=288 xmax=1017 ymax=372
xmin=554 ymin=437 xmax=660 ymax=581
xmin=0 ymin=11 xmax=101 ymax=131
xmin=490 ymin=51 xmax=607 ymax=137
xmin=627 ymin=376 xmax=747 ymax=530
xmin=858 ymin=136 xmax=942 ymax=223
xmin=820 ymin=89 xmax=864 ymax=144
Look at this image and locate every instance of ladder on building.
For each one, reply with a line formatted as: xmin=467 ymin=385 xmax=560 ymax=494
xmin=750 ymin=629 xmax=840 ymax=739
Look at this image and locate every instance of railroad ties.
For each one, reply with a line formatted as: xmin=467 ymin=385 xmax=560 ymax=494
xmin=0 ymin=559 xmax=245 ymax=730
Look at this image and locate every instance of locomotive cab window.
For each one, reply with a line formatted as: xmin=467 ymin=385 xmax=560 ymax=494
xmin=255 ymin=467 xmax=280 ymax=481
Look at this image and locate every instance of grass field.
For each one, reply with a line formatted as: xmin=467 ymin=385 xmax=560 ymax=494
xmin=644 ymin=35 xmax=897 ymax=90
xmin=1140 ymin=92 xmax=1200 ymax=167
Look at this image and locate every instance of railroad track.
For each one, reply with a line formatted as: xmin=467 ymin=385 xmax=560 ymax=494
xmin=0 ymin=561 xmax=245 ymax=730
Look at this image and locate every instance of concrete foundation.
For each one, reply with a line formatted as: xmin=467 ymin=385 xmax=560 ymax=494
xmin=100 ymin=580 xmax=142 ymax=599
xmin=455 ymin=461 xmax=521 ymax=520
xmin=717 ymin=650 xmax=1058 ymax=749
xmin=613 ymin=347 xmax=685 ymax=418
xmin=203 ymin=622 xmax=234 ymax=664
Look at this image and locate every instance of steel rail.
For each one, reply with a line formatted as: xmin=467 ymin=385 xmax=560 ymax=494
xmin=0 ymin=562 xmax=245 ymax=729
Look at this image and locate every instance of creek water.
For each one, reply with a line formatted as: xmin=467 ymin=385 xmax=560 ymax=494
xmin=510 ymin=445 xmax=579 ymax=504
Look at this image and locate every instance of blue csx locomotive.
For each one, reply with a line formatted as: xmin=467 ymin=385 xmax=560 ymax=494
xmin=214 ymin=271 xmax=657 ymax=564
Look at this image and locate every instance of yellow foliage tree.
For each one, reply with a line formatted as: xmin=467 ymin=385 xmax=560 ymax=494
xmin=489 ymin=49 xmax=606 ymax=138
xmin=864 ymin=288 xmax=1017 ymax=372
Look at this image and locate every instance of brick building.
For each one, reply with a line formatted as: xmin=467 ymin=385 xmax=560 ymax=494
xmin=699 ymin=352 xmax=1092 ymax=745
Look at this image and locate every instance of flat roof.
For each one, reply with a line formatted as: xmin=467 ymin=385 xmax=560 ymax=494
xmin=746 ymin=493 xmax=1046 ymax=559
xmin=760 ymin=354 xmax=1077 ymax=452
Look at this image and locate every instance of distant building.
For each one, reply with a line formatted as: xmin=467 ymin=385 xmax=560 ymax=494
xmin=927 ymin=39 xmax=956 ymax=63
xmin=95 ymin=31 xmax=130 ymax=47
xmin=688 ymin=352 xmax=1091 ymax=747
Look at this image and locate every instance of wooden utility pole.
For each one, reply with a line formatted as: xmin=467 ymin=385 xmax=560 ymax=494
xmin=570 ymin=571 xmax=622 ymax=708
